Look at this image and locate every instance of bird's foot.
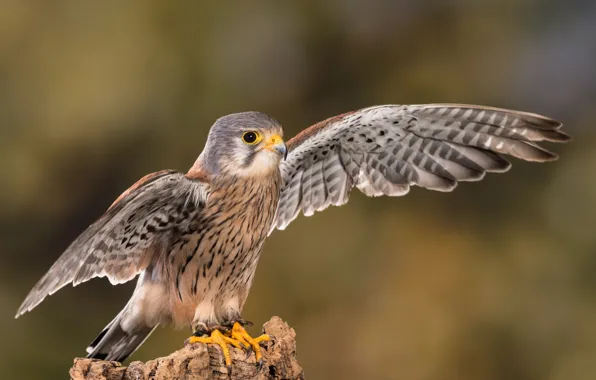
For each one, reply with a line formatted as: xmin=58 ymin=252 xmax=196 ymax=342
xmin=186 ymin=329 xmax=243 ymax=366
xmin=229 ymin=322 xmax=270 ymax=364
xmin=186 ymin=322 xmax=269 ymax=366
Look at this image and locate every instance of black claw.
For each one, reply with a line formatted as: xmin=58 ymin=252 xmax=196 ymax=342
xmin=226 ymin=364 xmax=233 ymax=374
xmin=244 ymin=347 xmax=253 ymax=359
xmin=256 ymin=358 xmax=264 ymax=370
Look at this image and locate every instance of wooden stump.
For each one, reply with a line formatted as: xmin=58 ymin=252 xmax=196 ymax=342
xmin=69 ymin=316 xmax=304 ymax=380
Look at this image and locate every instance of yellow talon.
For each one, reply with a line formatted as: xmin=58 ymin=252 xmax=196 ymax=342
xmin=230 ymin=322 xmax=270 ymax=362
xmin=186 ymin=323 xmax=269 ymax=366
xmin=187 ymin=329 xmax=242 ymax=366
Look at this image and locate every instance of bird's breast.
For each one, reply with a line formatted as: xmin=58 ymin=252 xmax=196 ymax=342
xmin=167 ymin=173 xmax=281 ymax=324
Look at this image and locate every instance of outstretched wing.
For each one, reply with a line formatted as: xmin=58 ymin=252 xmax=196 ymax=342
xmin=272 ymin=104 xmax=569 ymax=231
xmin=16 ymin=170 xmax=209 ymax=317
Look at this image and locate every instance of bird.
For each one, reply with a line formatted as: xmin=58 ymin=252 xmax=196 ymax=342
xmin=15 ymin=104 xmax=569 ymax=366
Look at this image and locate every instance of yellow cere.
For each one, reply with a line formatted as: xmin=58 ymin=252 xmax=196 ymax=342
xmin=265 ymin=134 xmax=283 ymax=148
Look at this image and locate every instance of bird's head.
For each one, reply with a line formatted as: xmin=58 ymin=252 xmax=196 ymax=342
xmin=192 ymin=112 xmax=287 ymax=178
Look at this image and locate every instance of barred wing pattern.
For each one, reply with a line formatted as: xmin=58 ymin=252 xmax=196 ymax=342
xmin=273 ymin=104 xmax=569 ymax=231
xmin=16 ymin=170 xmax=208 ymax=317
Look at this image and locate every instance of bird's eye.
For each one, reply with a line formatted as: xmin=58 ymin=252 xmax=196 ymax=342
xmin=242 ymin=131 xmax=261 ymax=145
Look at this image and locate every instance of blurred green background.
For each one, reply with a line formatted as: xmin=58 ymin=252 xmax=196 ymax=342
xmin=1 ymin=1 xmax=595 ymax=379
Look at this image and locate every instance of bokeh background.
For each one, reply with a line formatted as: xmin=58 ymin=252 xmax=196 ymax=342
xmin=1 ymin=1 xmax=595 ymax=379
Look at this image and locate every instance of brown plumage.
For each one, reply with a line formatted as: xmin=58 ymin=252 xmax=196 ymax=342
xmin=16 ymin=105 xmax=569 ymax=363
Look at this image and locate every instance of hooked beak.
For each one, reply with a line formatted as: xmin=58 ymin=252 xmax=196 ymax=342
xmin=264 ymin=134 xmax=287 ymax=160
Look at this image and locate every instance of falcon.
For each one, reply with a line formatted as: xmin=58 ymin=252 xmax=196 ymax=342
xmin=16 ymin=104 xmax=569 ymax=366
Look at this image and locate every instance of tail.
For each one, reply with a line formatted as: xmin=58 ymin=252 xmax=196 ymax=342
xmin=86 ymin=305 xmax=157 ymax=362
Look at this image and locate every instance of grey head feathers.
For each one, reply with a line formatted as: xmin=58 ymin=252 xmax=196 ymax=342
xmin=194 ymin=112 xmax=284 ymax=176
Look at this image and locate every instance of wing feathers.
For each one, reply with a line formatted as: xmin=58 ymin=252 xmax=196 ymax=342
xmin=273 ymin=104 xmax=568 ymax=231
xmin=16 ymin=171 xmax=208 ymax=317
xmin=405 ymin=114 xmax=559 ymax=162
xmin=447 ymin=144 xmax=512 ymax=173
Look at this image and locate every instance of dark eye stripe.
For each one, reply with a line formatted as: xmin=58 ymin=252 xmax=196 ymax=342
xmin=243 ymin=150 xmax=256 ymax=168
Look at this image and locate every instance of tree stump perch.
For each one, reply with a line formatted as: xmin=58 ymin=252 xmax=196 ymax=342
xmin=69 ymin=316 xmax=304 ymax=380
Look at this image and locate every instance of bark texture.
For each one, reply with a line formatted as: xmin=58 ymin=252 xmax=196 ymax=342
xmin=69 ymin=317 xmax=304 ymax=380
